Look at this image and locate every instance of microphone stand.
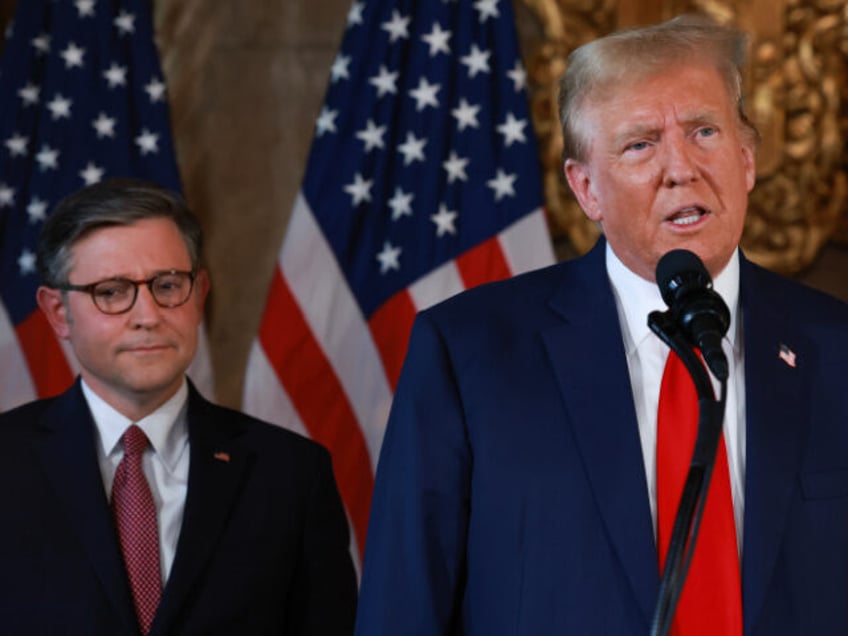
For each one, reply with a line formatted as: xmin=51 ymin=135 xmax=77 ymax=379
xmin=647 ymin=310 xmax=729 ymax=636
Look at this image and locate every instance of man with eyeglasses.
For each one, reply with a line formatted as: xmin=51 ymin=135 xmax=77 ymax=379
xmin=0 ymin=178 xmax=357 ymax=635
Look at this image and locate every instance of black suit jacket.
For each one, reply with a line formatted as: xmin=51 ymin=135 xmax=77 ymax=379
xmin=0 ymin=380 xmax=357 ymax=635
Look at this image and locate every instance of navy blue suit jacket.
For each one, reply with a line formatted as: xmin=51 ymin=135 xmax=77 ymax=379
xmin=356 ymin=240 xmax=848 ymax=635
xmin=0 ymin=380 xmax=357 ymax=635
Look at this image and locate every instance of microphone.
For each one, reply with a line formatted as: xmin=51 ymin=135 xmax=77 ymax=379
xmin=655 ymin=249 xmax=730 ymax=381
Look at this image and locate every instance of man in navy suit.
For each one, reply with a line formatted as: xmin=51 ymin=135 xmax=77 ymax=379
xmin=0 ymin=178 xmax=357 ymax=634
xmin=355 ymin=15 xmax=848 ymax=635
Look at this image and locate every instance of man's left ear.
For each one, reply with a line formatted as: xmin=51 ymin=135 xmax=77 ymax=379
xmin=743 ymin=144 xmax=756 ymax=192
xmin=194 ymin=269 xmax=210 ymax=309
xmin=36 ymin=286 xmax=72 ymax=340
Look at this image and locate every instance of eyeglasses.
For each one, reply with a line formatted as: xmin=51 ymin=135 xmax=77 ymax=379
xmin=56 ymin=270 xmax=196 ymax=315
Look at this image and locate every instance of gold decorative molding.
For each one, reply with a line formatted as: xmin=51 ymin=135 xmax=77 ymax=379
xmin=519 ymin=0 xmax=848 ymax=272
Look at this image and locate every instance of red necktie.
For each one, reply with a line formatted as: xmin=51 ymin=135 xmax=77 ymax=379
xmin=112 ymin=424 xmax=162 ymax=635
xmin=656 ymin=350 xmax=742 ymax=635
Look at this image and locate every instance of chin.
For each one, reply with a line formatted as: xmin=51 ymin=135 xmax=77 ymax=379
xmin=127 ymin=372 xmax=184 ymax=397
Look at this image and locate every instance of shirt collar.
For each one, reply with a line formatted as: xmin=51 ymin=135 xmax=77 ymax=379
xmin=605 ymin=243 xmax=741 ymax=356
xmin=82 ymin=379 xmax=190 ymax=472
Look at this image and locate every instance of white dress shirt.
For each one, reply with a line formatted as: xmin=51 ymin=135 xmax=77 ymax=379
xmin=605 ymin=244 xmax=746 ymax=556
xmin=82 ymin=379 xmax=191 ymax=584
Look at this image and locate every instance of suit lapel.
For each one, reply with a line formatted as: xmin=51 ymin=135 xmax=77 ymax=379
xmin=153 ymin=385 xmax=253 ymax=634
xmin=541 ymin=242 xmax=659 ymax=626
xmin=739 ymin=259 xmax=808 ymax=634
xmin=33 ymin=381 xmax=138 ymax=633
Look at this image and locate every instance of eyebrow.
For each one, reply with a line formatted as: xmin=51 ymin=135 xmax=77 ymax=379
xmin=612 ymin=109 xmax=723 ymax=147
xmin=612 ymin=123 xmax=659 ymax=147
xmin=67 ymin=268 xmax=192 ymax=285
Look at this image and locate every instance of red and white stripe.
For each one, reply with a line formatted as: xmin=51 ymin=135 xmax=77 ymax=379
xmin=0 ymin=301 xmax=78 ymax=411
xmin=242 ymin=192 xmax=554 ymax=567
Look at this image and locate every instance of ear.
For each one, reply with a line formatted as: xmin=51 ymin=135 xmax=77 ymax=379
xmin=564 ymin=159 xmax=603 ymax=222
xmin=193 ymin=268 xmax=210 ymax=314
xmin=741 ymin=143 xmax=756 ymax=192
xmin=36 ymin=286 xmax=72 ymax=340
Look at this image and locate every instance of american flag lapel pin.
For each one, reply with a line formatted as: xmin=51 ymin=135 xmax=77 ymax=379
xmin=213 ymin=451 xmax=231 ymax=463
xmin=778 ymin=343 xmax=797 ymax=368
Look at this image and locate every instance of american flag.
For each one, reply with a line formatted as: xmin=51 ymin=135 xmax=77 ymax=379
xmin=778 ymin=343 xmax=797 ymax=368
xmin=243 ymin=0 xmax=554 ymax=566
xmin=0 ymin=0 xmax=213 ymax=411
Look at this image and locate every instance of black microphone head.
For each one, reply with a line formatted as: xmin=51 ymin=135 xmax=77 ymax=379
xmin=654 ymin=248 xmax=731 ymax=380
xmin=655 ymin=249 xmax=712 ymax=308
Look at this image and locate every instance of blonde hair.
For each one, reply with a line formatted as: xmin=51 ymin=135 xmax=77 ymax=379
xmin=558 ymin=14 xmax=758 ymax=163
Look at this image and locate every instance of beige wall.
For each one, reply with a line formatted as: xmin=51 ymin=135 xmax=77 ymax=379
xmin=155 ymin=1 xmax=354 ymax=408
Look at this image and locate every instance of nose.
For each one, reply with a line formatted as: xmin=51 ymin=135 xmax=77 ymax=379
xmin=662 ymin=133 xmax=698 ymax=187
xmin=128 ymin=283 xmax=162 ymax=327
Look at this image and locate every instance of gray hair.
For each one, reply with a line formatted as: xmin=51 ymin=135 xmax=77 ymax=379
xmin=558 ymin=14 xmax=759 ymax=163
xmin=36 ymin=178 xmax=203 ymax=288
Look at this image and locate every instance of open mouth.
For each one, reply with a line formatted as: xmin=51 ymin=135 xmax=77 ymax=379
xmin=668 ymin=205 xmax=708 ymax=226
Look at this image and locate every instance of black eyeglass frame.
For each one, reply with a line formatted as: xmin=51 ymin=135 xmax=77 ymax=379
xmin=55 ymin=269 xmax=197 ymax=315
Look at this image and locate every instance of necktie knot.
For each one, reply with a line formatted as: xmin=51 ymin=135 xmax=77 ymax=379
xmin=122 ymin=424 xmax=150 ymax=457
